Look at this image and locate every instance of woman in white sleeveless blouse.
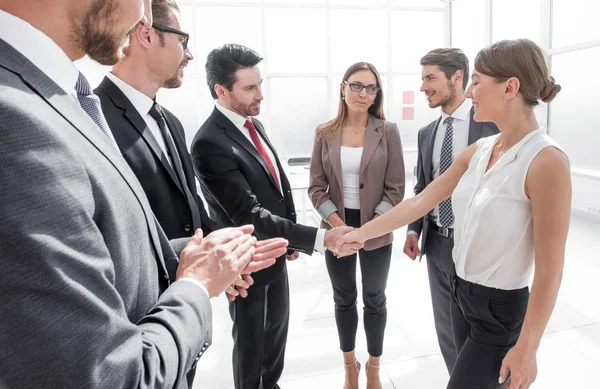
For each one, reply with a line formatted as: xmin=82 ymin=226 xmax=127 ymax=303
xmin=338 ymin=39 xmax=570 ymax=389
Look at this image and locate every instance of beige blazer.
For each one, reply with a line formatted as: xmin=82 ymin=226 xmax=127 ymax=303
xmin=308 ymin=115 xmax=405 ymax=251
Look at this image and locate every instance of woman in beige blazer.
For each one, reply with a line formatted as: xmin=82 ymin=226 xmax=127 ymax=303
xmin=308 ymin=62 xmax=405 ymax=389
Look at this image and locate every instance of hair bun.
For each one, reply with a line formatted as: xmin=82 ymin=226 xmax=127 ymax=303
xmin=540 ymin=76 xmax=561 ymax=103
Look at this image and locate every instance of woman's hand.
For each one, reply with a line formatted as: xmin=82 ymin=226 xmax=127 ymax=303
xmin=499 ymin=344 xmax=537 ymax=389
xmin=335 ymin=228 xmax=367 ymax=254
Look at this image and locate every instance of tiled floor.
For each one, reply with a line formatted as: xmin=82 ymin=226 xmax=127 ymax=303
xmin=194 ymin=199 xmax=600 ymax=388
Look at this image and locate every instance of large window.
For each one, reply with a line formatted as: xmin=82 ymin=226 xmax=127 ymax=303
xmin=152 ymin=0 xmax=449 ymax=157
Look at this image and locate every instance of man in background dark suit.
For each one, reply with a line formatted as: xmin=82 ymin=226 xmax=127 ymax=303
xmin=96 ymin=0 xmax=218 ymax=241
xmin=403 ymin=48 xmax=499 ymax=375
xmin=192 ymin=44 xmax=361 ymax=389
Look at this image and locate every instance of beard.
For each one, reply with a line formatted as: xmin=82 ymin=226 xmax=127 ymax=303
xmin=430 ymin=80 xmax=456 ymax=109
xmin=73 ymin=0 xmax=135 ymax=65
xmin=163 ymin=62 xmax=187 ymax=89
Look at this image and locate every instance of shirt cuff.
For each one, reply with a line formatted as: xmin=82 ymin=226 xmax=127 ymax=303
xmin=406 ymin=230 xmax=419 ymax=236
xmin=374 ymin=200 xmax=394 ymax=215
xmin=314 ymin=228 xmax=326 ymax=254
xmin=317 ymin=200 xmax=338 ymax=221
xmin=179 ymin=278 xmax=210 ymax=298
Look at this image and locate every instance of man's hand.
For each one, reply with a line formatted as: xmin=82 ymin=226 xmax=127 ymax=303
xmin=176 ymin=226 xmax=282 ymax=298
xmin=325 ymin=226 xmax=363 ymax=257
xmin=225 ymin=274 xmax=254 ymax=302
xmin=226 ymin=237 xmax=289 ymax=301
xmin=286 ymin=251 xmax=300 ymax=261
xmin=403 ymin=234 xmax=421 ymax=261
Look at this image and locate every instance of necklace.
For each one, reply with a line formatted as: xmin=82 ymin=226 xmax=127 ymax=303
xmin=347 ymin=126 xmax=366 ymax=136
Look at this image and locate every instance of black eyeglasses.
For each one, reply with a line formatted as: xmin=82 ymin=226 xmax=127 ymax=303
xmin=343 ymin=80 xmax=380 ymax=95
xmin=152 ymin=23 xmax=189 ymax=50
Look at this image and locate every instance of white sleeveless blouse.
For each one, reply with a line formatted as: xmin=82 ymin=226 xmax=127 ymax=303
xmin=452 ymin=129 xmax=564 ymax=290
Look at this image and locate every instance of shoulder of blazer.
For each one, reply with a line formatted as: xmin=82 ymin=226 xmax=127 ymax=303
xmin=417 ymin=117 xmax=439 ymax=140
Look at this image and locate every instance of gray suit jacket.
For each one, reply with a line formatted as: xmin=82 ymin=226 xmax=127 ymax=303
xmin=0 ymin=39 xmax=211 ymax=389
xmin=407 ymin=108 xmax=499 ymax=255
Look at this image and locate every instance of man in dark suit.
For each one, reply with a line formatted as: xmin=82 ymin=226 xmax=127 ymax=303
xmin=0 ymin=1 xmax=286 ymax=388
xmin=191 ymin=44 xmax=361 ymax=389
xmin=96 ymin=0 xmax=218 ymax=241
xmin=403 ymin=48 xmax=499 ymax=375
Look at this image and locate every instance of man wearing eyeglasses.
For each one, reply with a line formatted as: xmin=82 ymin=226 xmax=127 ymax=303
xmin=96 ymin=0 xmax=208 ymax=242
xmin=95 ymin=2 xmax=253 ymax=383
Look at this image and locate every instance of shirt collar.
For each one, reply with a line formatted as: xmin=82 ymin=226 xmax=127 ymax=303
xmin=440 ymin=98 xmax=473 ymax=122
xmin=215 ymin=101 xmax=249 ymax=130
xmin=0 ymin=10 xmax=78 ymax=94
xmin=106 ymin=72 xmax=154 ymax=116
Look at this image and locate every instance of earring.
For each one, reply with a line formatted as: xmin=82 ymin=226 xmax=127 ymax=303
xmin=342 ymin=95 xmax=345 ymax=100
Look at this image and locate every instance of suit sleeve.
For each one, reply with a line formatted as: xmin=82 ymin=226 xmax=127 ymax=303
xmin=192 ymin=136 xmax=318 ymax=254
xmin=0 ymin=111 xmax=210 ymax=389
xmin=377 ymin=123 xmax=406 ymax=213
xmin=407 ymin=127 xmax=427 ymax=236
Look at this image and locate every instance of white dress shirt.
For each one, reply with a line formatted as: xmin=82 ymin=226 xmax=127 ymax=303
xmin=0 ymin=9 xmax=207 ymax=296
xmin=407 ymin=98 xmax=472 ymax=237
xmin=452 ymin=129 xmax=562 ymax=289
xmin=105 ymin=72 xmax=177 ymax=167
xmin=215 ymin=103 xmax=326 ymax=254
xmin=0 ymin=10 xmax=78 ymax=96
xmin=340 ymin=146 xmax=363 ymax=210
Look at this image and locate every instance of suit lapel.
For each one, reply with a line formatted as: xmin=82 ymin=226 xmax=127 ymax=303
xmin=325 ymin=134 xmax=343 ymax=191
xmin=252 ymin=119 xmax=286 ymax=194
xmin=166 ymin=114 xmax=196 ymax=191
xmin=360 ymin=116 xmax=384 ymax=174
xmin=212 ymin=108 xmax=282 ymax=194
xmin=98 ymin=77 xmax=184 ymax=194
xmin=0 ymin=43 xmax=168 ymax=279
xmin=424 ymin=117 xmax=441 ymax=183
xmin=467 ymin=107 xmax=483 ymax=145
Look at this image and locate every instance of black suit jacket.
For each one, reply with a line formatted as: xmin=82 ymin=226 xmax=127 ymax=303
xmin=191 ymin=107 xmax=317 ymax=286
xmin=95 ymin=77 xmax=217 ymax=239
xmin=407 ymin=107 xmax=499 ymax=255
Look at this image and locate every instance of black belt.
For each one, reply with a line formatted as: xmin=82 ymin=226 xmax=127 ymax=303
xmin=433 ymin=225 xmax=454 ymax=239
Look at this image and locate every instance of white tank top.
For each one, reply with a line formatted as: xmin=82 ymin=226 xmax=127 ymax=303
xmin=341 ymin=146 xmax=363 ymax=210
xmin=452 ymin=129 xmax=564 ymax=290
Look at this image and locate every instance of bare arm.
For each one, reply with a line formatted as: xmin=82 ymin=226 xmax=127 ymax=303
xmin=500 ymin=147 xmax=571 ymax=387
xmin=338 ymin=142 xmax=479 ymax=246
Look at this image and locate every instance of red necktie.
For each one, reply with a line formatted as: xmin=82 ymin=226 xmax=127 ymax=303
xmin=244 ymin=118 xmax=281 ymax=190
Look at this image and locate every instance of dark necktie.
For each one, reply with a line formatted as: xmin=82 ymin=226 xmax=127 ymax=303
xmin=439 ymin=116 xmax=454 ymax=228
xmin=244 ymin=118 xmax=281 ymax=191
xmin=148 ymin=102 xmax=202 ymax=231
xmin=75 ymin=72 xmax=118 ymax=148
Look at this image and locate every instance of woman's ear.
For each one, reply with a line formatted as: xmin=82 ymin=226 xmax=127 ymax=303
xmin=504 ymin=77 xmax=521 ymax=100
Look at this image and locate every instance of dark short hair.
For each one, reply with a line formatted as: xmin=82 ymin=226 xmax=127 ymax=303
xmin=420 ymin=48 xmax=469 ymax=90
xmin=474 ymin=39 xmax=561 ymax=106
xmin=205 ymin=44 xmax=264 ymax=99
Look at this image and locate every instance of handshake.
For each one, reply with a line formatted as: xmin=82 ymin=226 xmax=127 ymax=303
xmin=175 ymin=224 xmax=367 ymax=301
xmin=324 ymin=225 xmax=365 ymax=258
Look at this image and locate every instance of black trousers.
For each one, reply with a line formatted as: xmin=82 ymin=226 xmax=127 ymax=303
xmin=229 ymin=265 xmax=290 ymax=389
xmin=424 ymin=229 xmax=458 ymax=373
xmin=448 ymin=275 xmax=529 ymax=389
xmin=325 ymin=208 xmax=392 ymax=357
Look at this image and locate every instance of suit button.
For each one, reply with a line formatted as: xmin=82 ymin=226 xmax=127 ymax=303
xmin=184 ymin=224 xmax=192 ymax=232
xmin=359 ymin=183 xmax=364 ymax=189
xmin=278 ymin=198 xmax=284 ymax=203
xmin=291 ymin=212 xmax=295 ymax=216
